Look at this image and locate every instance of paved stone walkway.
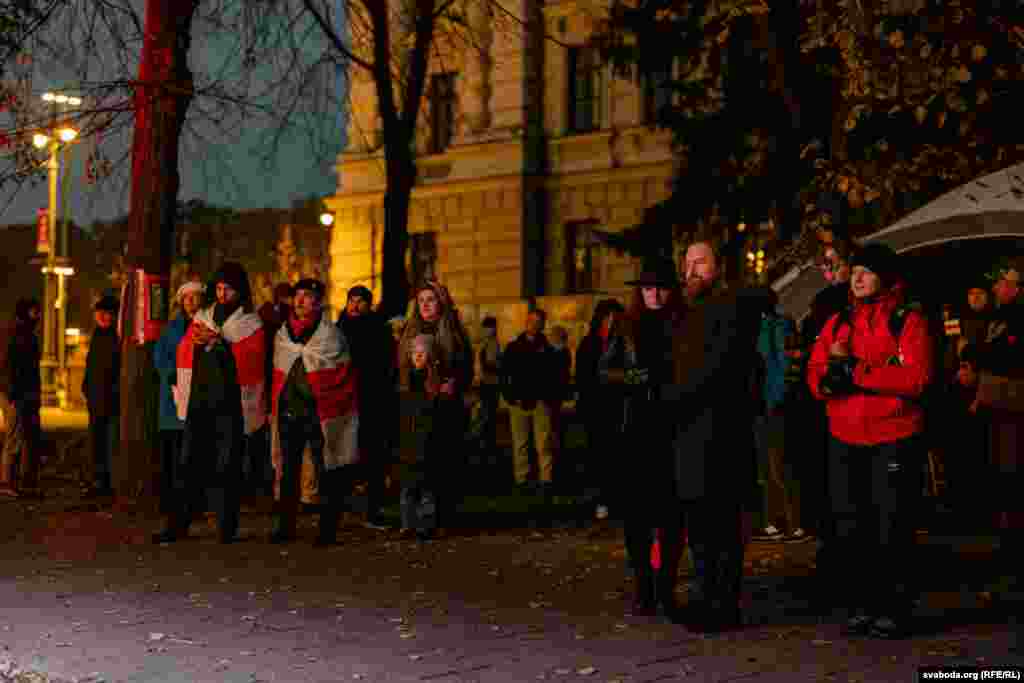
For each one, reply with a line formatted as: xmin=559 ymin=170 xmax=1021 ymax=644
xmin=0 ymin=409 xmax=1019 ymax=682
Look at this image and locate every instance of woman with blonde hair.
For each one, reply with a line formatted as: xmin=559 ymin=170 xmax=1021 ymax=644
xmin=395 ymin=281 xmax=474 ymax=531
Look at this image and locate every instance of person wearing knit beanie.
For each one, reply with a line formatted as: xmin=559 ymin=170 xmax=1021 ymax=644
xmin=849 ymin=243 xmax=901 ymax=289
xmin=337 ymin=282 xmax=395 ymax=531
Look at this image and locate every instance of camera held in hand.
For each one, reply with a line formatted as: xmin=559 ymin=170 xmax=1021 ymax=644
xmin=819 ymin=356 xmax=856 ymax=397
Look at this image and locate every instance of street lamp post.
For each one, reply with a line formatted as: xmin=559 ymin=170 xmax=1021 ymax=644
xmin=32 ymin=91 xmax=81 ymax=409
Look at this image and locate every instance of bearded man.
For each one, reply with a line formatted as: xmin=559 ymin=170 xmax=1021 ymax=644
xmin=155 ymin=262 xmax=266 ymax=544
xmin=661 ymin=241 xmax=765 ymax=632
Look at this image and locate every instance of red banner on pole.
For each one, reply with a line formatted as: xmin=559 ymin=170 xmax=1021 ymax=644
xmin=36 ymin=208 xmax=50 ymax=254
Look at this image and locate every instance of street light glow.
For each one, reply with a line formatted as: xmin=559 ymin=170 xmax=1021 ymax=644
xmin=58 ymin=127 xmax=78 ymax=143
xmin=42 ymin=92 xmax=56 ymax=102
xmin=33 ymin=133 xmax=50 ymax=148
xmin=54 ymin=266 xmax=75 ymax=276
xmin=320 ymin=212 xmax=335 ymax=227
xmin=54 ymin=94 xmax=69 ymax=104
xmin=67 ymin=97 xmax=83 ymax=106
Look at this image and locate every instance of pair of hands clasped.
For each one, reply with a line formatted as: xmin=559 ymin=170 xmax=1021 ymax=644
xmin=192 ymin=323 xmax=222 ymax=348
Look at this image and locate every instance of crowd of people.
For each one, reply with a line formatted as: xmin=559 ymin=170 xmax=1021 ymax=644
xmin=0 ymin=239 xmax=1020 ymax=638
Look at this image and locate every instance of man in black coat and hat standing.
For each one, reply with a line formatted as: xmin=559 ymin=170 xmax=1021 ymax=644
xmin=82 ymin=294 xmax=121 ymax=497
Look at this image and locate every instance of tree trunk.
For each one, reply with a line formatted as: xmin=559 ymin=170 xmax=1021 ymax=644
xmin=117 ymin=0 xmax=198 ymax=505
xmin=379 ymin=152 xmax=414 ymax=319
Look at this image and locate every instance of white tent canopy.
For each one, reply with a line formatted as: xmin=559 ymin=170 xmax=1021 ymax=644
xmin=774 ymin=162 xmax=1024 ymax=320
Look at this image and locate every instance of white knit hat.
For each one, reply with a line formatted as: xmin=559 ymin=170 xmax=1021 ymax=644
xmin=176 ymin=280 xmax=204 ymax=302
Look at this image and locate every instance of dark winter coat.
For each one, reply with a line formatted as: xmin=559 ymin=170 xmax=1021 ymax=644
xmin=82 ymin=325 xmax=121 ymax=418
xmin=397 ymin=369 xmax=459 ymax=486
xmin=154 ymin=314 xmax=190 ymax=431
xmin=575 ymin=330 xmax=628 ymax=423
xmin=621 ymin=309 xmax=677 ymax=512
xmin=500 ymin=333 xmax=565 ymax=407
xmin=338 ymin=311 xmax=397 ymax=453
xmin=662 ymin=285 xmax=762 ymax=504
xmin=0 ymin=317 xmax=41 ymax=401
xmin=187 ymin=306 xmax=244 ymax=419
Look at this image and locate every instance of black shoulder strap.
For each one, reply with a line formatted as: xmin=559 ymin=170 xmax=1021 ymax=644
xmin=889 ymin=301 xmax=922 ymax=341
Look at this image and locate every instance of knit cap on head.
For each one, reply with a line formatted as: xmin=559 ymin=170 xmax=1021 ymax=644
xmin=851 ymin=243 xmax=901 ymax=286
xmin=176 ymin=280 xmax=204 ymax=302
xmin=94 ymin=295 xmax=119 ymax=313
xmin=294 ymin=278 xmax=326 ymax=299
xmin=347 ymin=285 xmax=372 ymax=303
xmin=212 ymin=262 xmax=249 ymax=294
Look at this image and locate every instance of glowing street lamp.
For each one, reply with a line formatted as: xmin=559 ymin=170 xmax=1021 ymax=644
xmin=34 ymin=90 xmax=83 ymax=408
xmin=320 ymin=212 xmax=335 ymax=227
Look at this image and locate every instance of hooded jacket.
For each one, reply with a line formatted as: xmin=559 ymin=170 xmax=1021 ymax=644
xmin=808 ymin=283 xmax=934 ymax=447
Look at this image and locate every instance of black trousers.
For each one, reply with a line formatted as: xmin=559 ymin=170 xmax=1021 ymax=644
xmin=171 ymin=413 xmax=244 ymax=540
xmin=89 ymin=414 xmax=117 ymax=492
xmin=828 ymin=435 xmax=924 ymax=617
xmin=790 ymin=396 xmax=829 ymax=539
xmin=582 ymin=399 xmax=625 ymax=505
xmin=624 ymin=496 xmax=743 ymax=609
xmin=277 ymin=413 xmax=358 ymax=540
xmin=158 ymin=430 xmax=184 ymax=515
xmin=361 ymin=448 xmax=387 ymax=521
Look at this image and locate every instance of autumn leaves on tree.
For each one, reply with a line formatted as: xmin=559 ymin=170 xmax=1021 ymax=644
xmin=597 ymin=0 xmax=1023 ymax=274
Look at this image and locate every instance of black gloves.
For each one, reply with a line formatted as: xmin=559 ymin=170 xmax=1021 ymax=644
xmin=819 ymin=356 xmax=857 ymax=398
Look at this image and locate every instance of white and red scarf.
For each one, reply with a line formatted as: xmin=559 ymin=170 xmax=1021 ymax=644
xmin=174 ymin=305 xmax=267 ymax=435
xmin=270 ymin=314 xmax=360 ymax=484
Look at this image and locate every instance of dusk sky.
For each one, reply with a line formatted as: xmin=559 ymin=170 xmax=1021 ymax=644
xmin=1 ymin=2 xmax=348 ymax=229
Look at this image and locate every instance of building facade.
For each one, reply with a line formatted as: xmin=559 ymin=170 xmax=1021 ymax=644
xmin=325 ymin=0 xmax=676 ymax=345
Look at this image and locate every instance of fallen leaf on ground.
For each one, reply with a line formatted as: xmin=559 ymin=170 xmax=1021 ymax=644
xmin=811 ymin=639 xmax=832 ymax=646
xmin=577 ymin=666 xmax=597 ymax=675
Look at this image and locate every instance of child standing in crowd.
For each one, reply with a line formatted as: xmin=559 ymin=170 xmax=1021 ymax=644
xmin=397 ymin=334 xmax=451 ymax=540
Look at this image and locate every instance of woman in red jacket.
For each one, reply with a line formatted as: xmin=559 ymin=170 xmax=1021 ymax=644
xmin=808 ymin=243 xmax=934 ymax=639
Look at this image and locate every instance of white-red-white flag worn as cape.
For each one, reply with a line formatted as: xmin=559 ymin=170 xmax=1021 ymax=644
xmin=270 ymin=315 xmax=360 ymax=486
xmin=174 ymin=305 xmax=267 ymax=435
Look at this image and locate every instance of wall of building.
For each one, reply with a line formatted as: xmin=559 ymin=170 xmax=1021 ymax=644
xmin=327 ymin=0 xmax=677 ymax=329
